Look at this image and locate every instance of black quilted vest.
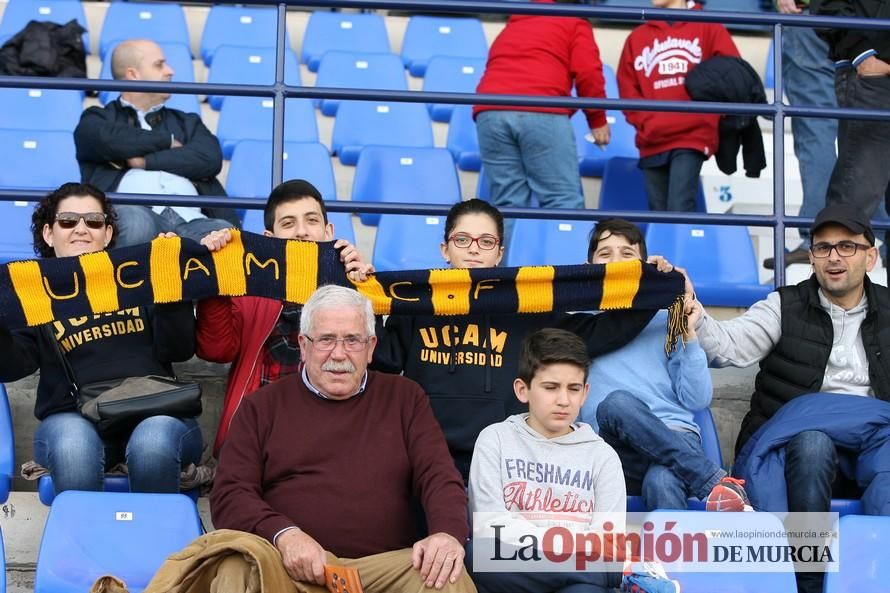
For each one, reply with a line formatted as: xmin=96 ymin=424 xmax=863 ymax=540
xmin=735 ymin=276 xmax=890 ymax=455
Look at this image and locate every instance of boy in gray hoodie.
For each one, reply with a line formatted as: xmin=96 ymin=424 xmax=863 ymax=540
xmin=467 ymin=328 xmax=624 ymax=593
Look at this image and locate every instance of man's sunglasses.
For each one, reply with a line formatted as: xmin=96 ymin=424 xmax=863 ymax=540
xmin=55 ymin=212 xmax=108 ymax=230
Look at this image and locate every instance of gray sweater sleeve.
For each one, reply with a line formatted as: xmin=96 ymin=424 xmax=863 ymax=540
xmin=468 ymin=426 xmax=506 ymax=514
xmin=593 ymin=444 xmax=627 ymax=514
xmin=696 ymin=291 xmax=783 ymax=368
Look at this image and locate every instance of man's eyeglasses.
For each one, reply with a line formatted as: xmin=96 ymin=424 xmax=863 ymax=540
xmin=810 ymin=241 xmax=873 ymax=258
xmin=304 ymin=335 xmax=370 ymax=352
xmin=448 ymin=233 xmax=500 ymax=250
xmin=55 ymin=212 xmax=108 ymax=230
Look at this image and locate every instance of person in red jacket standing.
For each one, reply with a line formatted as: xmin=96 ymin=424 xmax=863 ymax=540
xmin=195 ymin=180 xmax=373 ymax=456
xmin=617 ymin=0 xmax=739 ymax=212
xmin=474 ymin=0 xmax=610 ymax=238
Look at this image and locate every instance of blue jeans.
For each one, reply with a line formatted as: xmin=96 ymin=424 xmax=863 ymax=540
xmin=595 ymin=391 xmax=724 ymax=510
xmin=34 ymin=412 xmax=203 ymax=495
xmin=781 ymin=24 xmax=838 ymax=242
xmin=784 ymin=430 xmax=837 ymax=514
xmin=640 ymin=150 xmax=705 ymax=212
xmin=114 ymin=205 xmax=232 ymax=247
xmin=477 ymin=110 xmax=583 ymax=244
xmin=784 ymin=430 xmax=838 ymax=593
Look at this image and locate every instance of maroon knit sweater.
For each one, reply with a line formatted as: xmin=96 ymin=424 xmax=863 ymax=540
xmin=210 ymin=370 xmax=469 ymax=558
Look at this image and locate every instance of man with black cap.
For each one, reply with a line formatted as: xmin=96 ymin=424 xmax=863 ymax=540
xmin=687 ymin=204 xmax=889 ymax=593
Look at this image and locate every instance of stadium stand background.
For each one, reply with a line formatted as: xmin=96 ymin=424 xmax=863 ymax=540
xmin=0 ymin=1 xmax=886 ymax=589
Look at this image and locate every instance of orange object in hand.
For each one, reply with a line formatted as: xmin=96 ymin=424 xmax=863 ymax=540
xmin=324 ymin=565 xmax=364 ymax=593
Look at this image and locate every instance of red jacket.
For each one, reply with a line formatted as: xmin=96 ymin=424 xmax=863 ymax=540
xmin=473 ymin=0 xmax=607 ymax=129
xmin=196 ymin=296 xmax=282 ymax=455
xmin=617 ymin=16 xmax=739 ymax=158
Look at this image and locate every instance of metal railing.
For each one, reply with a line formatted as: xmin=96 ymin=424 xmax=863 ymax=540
xmin=1 ymin=0 xmax=889 ymax=287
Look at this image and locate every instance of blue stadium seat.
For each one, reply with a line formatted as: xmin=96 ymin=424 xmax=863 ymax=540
xmin=373 ymin=214 xmax=448 ymax=272
xmin=505 ymin=218 xmax=594 ymax=267
xmin=0 ymin=385 xmax=13 ymax=504
xmin=34 ymin=491 xmax=203 ymax=593
xmin=831 ymin=498 xmax=863 ymax=516
xmin=216 ymin=97 xmax=318 ymax=159
xmin=599 ymin=156 xmax=706 ymax=214
xmin=601 ymin=62 xmax=620 ymax=100
xmin=446 ymin=104 xmax=481 ymax=172
xmin=98 ymin=2 xmax=189 ymax=60
xmin=331 ymin=101 xmax=434 ymax=166
xmin=573 ymin=65 xmax=639 ymax=177
xmin=227 ymin=141 xmax=336 ymax=201
xmin=200 ymin=5 xmax=286 ymax=67
xmin=400 ymin=16 xmax=488 ymax=77
xmin=625 ymin=407 xmax=723 ymax=512
xmin=300 ymin=11 xmax=390 ymax=72
xmin=0 ymin=89 xmax=82 ymax=132
xmin=206 ymin=46 xmax=301 ymax=110
xmin=351 ymin=146 xmax=461 ymax=226
xmin=38 ymin=475 xmax=200 ymax=506
xmin=314 ymin=51 xmax=408 ymax=117
xmin=573 ymin=110 xmax=639 ymax=178
xmin=422 ymin=56 xmax=486 ymax=122
xmin=643 ymin=510 xmax=799 ymax=592
xmin=0 ymin=0 xmax=89 ymax=53
xmin=0 ymin=200 xmax=36 ymax=263
xmin=0 ymin=130 xmax=80 ymax=190
xmin=98 ymin=42 xmax=198 ymax=113
xmin=702 ymin=0 xmax=771 ymax=31
xmin=824 ymin=515 xmax=890 ymax=592
xmin=242 ymin=210 xmax=356 ymax=246
xmin=644 ymin=223 xmax=772 ymax=307
xmin=764 ymin=37 xmax=775 ymax=90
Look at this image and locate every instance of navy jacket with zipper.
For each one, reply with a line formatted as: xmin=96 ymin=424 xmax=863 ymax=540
xmin=74 ymin=99 xmax=238 ymax=225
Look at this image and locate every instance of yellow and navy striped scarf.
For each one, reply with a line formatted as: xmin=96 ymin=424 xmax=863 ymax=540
xmin=1 ymin=230 xmax=687 ymax=351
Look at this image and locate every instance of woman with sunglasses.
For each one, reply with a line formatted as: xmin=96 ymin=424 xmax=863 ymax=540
xmin=372 ymin=199 xmax=655 ymax=482
xmin=0 ymin=182 xmax=202 ymax=497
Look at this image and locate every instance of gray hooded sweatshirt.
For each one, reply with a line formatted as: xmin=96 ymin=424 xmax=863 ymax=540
xmin=469 ymin=414 xmax=626 ymax=521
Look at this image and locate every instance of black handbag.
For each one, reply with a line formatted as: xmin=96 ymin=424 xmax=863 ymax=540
xmin=48 ymin=328 xmax=202 ymax=436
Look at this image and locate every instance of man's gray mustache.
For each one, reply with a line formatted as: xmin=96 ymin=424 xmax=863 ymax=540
xmin=322 ymin=360 xmax=356 ymax=373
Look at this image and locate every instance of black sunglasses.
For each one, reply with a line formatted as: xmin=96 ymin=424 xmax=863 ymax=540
xmin=55 ymin=212 xmax=108 ymax=230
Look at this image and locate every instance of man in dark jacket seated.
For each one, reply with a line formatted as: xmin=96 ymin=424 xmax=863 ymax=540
xmin=688 ymin=204 xmax=889 ymax=593
xmin=74 ymin=39 xmax=235 ymax=246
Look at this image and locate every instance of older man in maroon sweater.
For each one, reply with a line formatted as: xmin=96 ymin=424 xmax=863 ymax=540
xmin=211 ymin=285 xmax=475 ymax=593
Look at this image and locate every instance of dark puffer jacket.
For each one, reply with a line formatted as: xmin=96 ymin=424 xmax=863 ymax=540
xmin=0 ymin=19 xmax=86 ymax=77
xmin=685 ymin=55 xmax=767 ymax=178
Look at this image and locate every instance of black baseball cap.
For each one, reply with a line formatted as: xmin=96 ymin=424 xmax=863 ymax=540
xmin=811 ymin=204 xmax=875 ymax=246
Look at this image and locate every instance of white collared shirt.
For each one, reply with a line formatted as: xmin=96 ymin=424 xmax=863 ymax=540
xmin=116 ymin=98 xmax=203 ymax=222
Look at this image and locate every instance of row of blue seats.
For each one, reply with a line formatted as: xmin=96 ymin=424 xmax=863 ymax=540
xmin=0 ymin=0 xmax=776 ymax=63
xmin=19 ymin=490 xmax=890 ymax=593
xmin=0 ymin=58 xmax=640 ymax=169
xmin=0 ymin=378 xmax=876 ymax=593
xmin=0 ymin=2 xmax=489 ymax=75
xmin=0 ymin=133 xmax=769 ymax=307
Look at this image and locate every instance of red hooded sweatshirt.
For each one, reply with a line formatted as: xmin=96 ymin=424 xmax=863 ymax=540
xmin=617 ymin=6 xmax=739 ymax=158
xmin=474 ymin=0 xmax=607 ymax=129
